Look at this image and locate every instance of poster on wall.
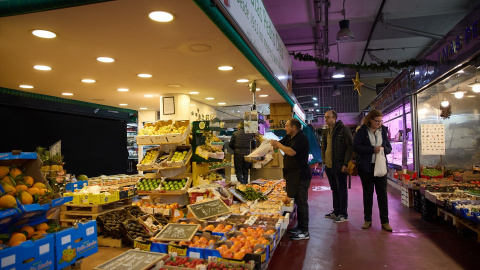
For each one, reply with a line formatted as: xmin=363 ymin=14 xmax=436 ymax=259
xmin=421 ymin=124 xmax=445 ymax=155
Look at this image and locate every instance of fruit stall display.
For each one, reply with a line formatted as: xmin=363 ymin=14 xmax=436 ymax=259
xmin=0 ymin=151 xmax=102 ymax=269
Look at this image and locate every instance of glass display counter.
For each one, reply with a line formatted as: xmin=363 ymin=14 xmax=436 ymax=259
xmin=383 ymin=102 xmax=414 ymax=170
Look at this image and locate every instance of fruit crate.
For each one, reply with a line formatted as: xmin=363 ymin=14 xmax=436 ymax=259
xmin=137 ymin=147 xmax=162 ymax=171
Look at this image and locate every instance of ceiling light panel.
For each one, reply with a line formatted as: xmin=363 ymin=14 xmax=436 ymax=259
xmin=97 ymin=57 xmax=115 ymax=63
xmin=32 ymin=30 xmax=56 ymax=38
xmin=149 ymin=11 xmax=175 ymax=22
xmin=34 ymin=65 xmax=51 ymax=70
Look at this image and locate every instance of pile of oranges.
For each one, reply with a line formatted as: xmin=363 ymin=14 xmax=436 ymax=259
xmin=0 ymin=165 xmax=53 ymax=208
xmin=0 ymin=223 xmax=52 ymax=249
xmin=216 ymin=235 xmax=266 ymax=260
xmin=179 ymin=221 xmax=203 ymax=230
xmin=177 ymin=236 xmax=216 ymax=248
xmin=204 ymin=224 xmax=233 ymax=233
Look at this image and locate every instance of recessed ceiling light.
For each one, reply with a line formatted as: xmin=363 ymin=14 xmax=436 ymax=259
xmin=149 ymin=11 xmax=175 ymax=22
xmin=259 ymin=94 xmax=269 ymax=97
xmin=62 ymin=93 xmax=73 ymax=96
xmin=19 ymin=85 xmax=33 ymax=89
xmin=218 ymin=102 xmax=226 ymax=105
xmin=236 ymin=79 xmax=249 ymax=83
xmin=32 ymin=30 xmax=56 ymax=38
xmin=81 ymin=79 xmax=96 ymax=83
xmin=144 ymin=95 xmax=154 ymax=97
xmin=467 ymin=95 xmax=475 ymax=98
xmin=34 ymin=65 xmax=51 ymax=70
xmin=140 ymin=107 xmax=148 ymax=110
xmin=218 ymin=66 xmax=233 ymax=71
xmin=97 ymin=57 xmax=115 ymax=63
xmin=256 ymin=88 xmax=261 ymax=91
xmin=205 ymin=97 xmax=215 ymax=100
xmin=189 ymin=91 xmax=199 ymax=94
xmin=119 ymin=103 xmax=128 ymax=106
xmin=138 ymin=74 xmax=152 ymax=78
xmin=167 ymin=84 xmax=181 ymax=87
xmin=117 ymin=88 xmax=129 ymax=92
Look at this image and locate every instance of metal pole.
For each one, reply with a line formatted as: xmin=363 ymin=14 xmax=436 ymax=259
xmin=251 ymin=80 xmax=257 ymax=110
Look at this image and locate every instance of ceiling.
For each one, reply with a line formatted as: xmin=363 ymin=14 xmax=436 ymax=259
xmin=1 ymin=0 xmax=479 ymax=115
xmin=263 ymin=0 xmax=479 ymax=88
xmin=0 ymin=0 xmax=286 ymax=112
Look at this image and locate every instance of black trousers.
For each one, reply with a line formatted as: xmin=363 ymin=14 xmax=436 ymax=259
xmin=284 ymin=166 xmax=311 ymax=232
xmin=295 ymin=179 xmax=311 ymax=232
xmin=234 ymin=154 xmax=251 ymax=184
xmin=325 ymin=166 xmax=349 ymax=218
xmin=358 ymin=164 xmax=389 ymax=224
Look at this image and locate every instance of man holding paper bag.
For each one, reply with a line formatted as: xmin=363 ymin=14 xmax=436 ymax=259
xmin=271 ymin=118 xmax=312 ymax=240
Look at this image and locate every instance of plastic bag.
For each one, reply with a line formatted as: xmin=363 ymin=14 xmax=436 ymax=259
xmin=374 ymin=148 xmax=387 ymax=177
xmin=246 ymin=140 xmax=272 ymax=158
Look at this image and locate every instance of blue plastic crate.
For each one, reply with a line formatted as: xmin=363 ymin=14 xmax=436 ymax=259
xmin=0 ymin=233 xmax=55 ymax=270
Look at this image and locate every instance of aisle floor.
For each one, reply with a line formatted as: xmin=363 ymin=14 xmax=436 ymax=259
xmin=267 ymin=175 xmax=480 ymax=270
xmin=83 ymin=175 xmax=480 ymax=270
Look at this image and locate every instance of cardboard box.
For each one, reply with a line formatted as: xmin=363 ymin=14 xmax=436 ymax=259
xmin=453 ymin=170 xmax=480 ymax=181
xmin=88 ymin=193 xmax=117 ymax=205
xmin=151 ymin=120 xmax=173 ymax=144
xmin=205 ymin=241 xmax=266 ymax=270
xmin=401 ymin=170 xmax=418 ymax=181
xmin=136 ymin=135 xmax=153 ymax=145
xmin=167 ymin=120 xmax=191 ymax=143
xmin=0 ymin=151 xmax=53 ymax=192
xmin=0 ymin=233 xmax=55 ymax=270
xmin=54 ymin=220 xmax=98 ymax=270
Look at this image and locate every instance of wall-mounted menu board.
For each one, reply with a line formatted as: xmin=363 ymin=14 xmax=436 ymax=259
xmin=187 ymin=199 xmax=231 ymax=220
xmin=94 ymin=250 xmax=167 ymax=270
xmin=153 ymin=223 xmax=199 ymax=242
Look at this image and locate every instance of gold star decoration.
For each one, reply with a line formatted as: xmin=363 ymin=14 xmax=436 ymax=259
xmin=352 ymin=72 xmax=364 ymax=96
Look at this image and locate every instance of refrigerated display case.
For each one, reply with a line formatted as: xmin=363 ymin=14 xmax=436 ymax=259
xmin=382 ymin=102 xmax=414 ymax=170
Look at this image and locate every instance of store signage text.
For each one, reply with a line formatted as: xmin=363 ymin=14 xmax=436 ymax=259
xmin=372 ymin=77 xmax=408 ymax=111
xmin=439 ymin=19 xmax=479 ymax=64
xmin=219 ymin=0 xmax=292 ymax=92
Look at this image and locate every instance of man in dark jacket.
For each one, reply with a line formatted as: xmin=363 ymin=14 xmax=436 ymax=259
xmin=321 ymin=110 xmax=353 ymax=223
xmin=229 ymin=121 xmax=255 ymax=184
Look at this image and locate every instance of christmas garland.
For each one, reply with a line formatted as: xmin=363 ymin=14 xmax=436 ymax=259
xmin=291 ymin=52 xmax=420 ymax=72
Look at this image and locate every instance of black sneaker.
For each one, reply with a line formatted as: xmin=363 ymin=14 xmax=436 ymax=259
xmin=333 ymin=215 xmax=348 ymax=223
xmin=290 ymin=231 xmax=309 ymax=240
xmin=325 ymin=211 xmax=336 ymax=219
xmin=288 ymin=227 xmax=301 ymax=234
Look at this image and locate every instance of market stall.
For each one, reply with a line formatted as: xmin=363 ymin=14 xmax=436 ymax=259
xmin=374 ymin=5 xmax=480 ymax=241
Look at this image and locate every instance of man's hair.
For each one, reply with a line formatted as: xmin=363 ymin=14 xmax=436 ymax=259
xmin=326 ymin=110 xmax=337 ymax=120
xmin=289 ymin=118 xmax=301 ymax=130
xmin=361 ymin=109 xmax=383 ymax=126
xmin=238 ymin=121 xmax=244 ymax=129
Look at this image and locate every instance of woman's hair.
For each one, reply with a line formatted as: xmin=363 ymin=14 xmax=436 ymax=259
xmin=362 ymin=109 xmax=383 ymax=127
xmin=237 ymin=121 xmax=244 ymax=129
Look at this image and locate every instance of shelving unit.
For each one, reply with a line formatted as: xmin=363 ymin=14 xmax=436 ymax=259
xmin=127 ymin=123 xmax=138 ymax=172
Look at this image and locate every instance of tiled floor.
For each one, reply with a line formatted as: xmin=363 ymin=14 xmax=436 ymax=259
xmin=83 ymin=175 xmax=480 ymax=270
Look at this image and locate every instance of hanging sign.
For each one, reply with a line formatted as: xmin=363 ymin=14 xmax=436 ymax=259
xmin=421 ymin=124 xmax=445 ymax=155
xmin=217 ymin=0 xmax=292 ymax=92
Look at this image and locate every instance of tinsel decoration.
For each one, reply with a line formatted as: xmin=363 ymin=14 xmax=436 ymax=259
xmin=290 ymin=52 xmax=420 ymax=72
xmin=440 ymin=105 xmax=452 ymax=119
